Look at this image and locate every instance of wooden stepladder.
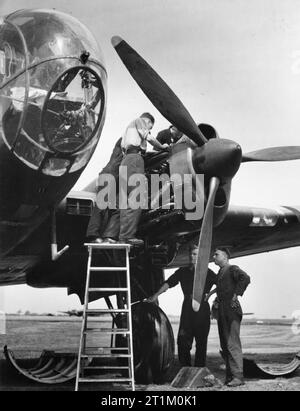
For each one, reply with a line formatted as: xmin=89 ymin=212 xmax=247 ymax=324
xmin=75 ymin=243 xmax=135 ymax=391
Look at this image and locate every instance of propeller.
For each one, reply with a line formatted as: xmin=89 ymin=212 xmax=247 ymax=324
xmin=242 ymin=146 xmax=300 ymax=162
xmin=111 ymin=35 xmax=300 ymax=312
xmin=192 ymin=177 xmax=220 ymax=311
xmin=111 ymin=36 xmax=207 ymax=147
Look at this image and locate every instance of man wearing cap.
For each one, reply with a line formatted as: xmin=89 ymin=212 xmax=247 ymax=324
xmin=206 ymin=247 xmax=251 ymax=387
xmin=119 ymin=113 xmax=168 ymax=246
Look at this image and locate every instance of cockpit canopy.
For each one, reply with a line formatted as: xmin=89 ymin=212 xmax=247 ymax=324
xmin=0 ymin=9 xmax=107 ymax=176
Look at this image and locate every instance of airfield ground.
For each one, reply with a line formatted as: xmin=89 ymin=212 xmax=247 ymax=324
xmin=1 ymin=316 xmax=300 ymax=391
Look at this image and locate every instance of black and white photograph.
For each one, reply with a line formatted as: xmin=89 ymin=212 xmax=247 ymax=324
xmin=1 ymin=0 xmax=300 ymax=394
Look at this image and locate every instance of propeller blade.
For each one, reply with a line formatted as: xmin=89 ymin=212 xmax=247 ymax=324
xmin=111 ymin=36 xmax=207 ymax=146
xmin=192 ymin=177 xmax=220 ymax=312
xmin=242 ymin=146 xmax=300 ymax=162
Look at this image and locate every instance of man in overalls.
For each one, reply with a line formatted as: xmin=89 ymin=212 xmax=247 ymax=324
xmin=147 ymin=245 xmax=216 ymax=367
xmin=206 ymin=247 xmax=250 ymax=387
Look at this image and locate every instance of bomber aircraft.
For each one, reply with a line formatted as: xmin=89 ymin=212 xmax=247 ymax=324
xmin=1 ymin=8 xmax=300 ymax=384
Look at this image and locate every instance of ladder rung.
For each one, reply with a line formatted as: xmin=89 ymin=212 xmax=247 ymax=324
xmin=85 ymin=347 xmax=129 ymax=352
xmin=86 ymin=309 xmax=129 ymax=314
xmin=85 ymin=328 xmax=130 ymax=334
xmin=78 ymin=378 xmax=133 ymax=383
xmin=88 ymin=288 xmax=128 ymax=292
xmin=81 ymin=354 xmax=131 ymax=358
xmin=90 ymin=267 xmax=127 ymax=271
xmin=83 ymin=366 xmax=129 ymax=370
xmin=84 ymin=243 xmax=131 ymax=249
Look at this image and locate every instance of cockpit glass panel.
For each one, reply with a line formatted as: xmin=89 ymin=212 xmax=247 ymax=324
xmin=9 ymin=9 xmax=104 ymax=64
xmin=14 ymin=132 xmax=46 ymax=170
xmin=42 ymin=66 xmax=104 ymax=154
xmin=0 ymin=75 xmax=26 ymax=148
xmin=42 ymin=157 xmax=71 ymax=176
xmin=0 ymin=21 xmax=25 ymax=87
xmin=69 ymin=142 xmax=96 ymax=173
xmin=0 ymin=22 xmax=26 ymax=147
xmin=1 ymin=9 xmax=107 ymax=175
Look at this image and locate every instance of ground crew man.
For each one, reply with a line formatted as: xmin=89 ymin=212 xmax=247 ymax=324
xmin=206 ymin=247 xmax=251 ymax=387
xmin=86 ymin=137 xmax=123 ymax=243
xmin=156 ymin=124 xmax=183 ymax=146
xmin=118 ymin=113 xmax=168 ymax=245
xmin=147 ymin=245 xmax=216 ymax=367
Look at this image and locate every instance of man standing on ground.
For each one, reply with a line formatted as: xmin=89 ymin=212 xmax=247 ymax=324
xmin=206 ymin=247 xmax=250 ymax=387
xmin=147 ymin=245 xmax=216 ymax=367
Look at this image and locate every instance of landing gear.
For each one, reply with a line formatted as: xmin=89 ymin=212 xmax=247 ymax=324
xmin=128 ymin=251 xmax=175 ymax=383
xmin=132 ymin=302 xmax=175 ymax=384
xmin=114 ymin=302 xmax=175 ymax=384
xmin=102 ymin=250 xmax=175 ymax=384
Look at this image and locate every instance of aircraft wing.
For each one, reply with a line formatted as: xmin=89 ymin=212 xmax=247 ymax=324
xmin=0 ymin=255 xmax=42 ymax=286
xmin=213 ymin=204 xmax=300 ymax=258
xmin=2 ymin=201 xmax=300 ymax=287
xmin=141 ymin=202 xmax=300 ymax=267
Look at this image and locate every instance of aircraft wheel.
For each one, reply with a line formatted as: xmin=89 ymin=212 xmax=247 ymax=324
xmin=131 ymin=302 xmax=175 ymax=384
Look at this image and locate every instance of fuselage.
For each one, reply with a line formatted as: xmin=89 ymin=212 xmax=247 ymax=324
xmin=0 ymin=138 xmax=87 ymax=256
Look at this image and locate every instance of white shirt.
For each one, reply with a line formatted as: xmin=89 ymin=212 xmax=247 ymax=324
xmin=121 ymin=117 xmax=151 ymax=150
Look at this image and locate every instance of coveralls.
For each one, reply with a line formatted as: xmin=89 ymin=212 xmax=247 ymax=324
xmin=216 ymin=264 xmax=250 ymax=381
xmin=165 ymin=267 xmax=217 ymax=367
xmin=86 ymin=137 xmax=123 ymax=240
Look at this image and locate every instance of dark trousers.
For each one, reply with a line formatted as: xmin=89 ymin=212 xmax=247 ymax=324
xmin=86 ymin=206 xmax=119 ymax=239
xmin=177 ymin=299 xmax=211 ymax=367
xmin=217 ymin=301 xmax=243 ymax=380
xmin=102 ymin=208 xmax=120 ymax=239
xmin=119 ymin=153 xmax=145 ymax=240
xmin=86 ymin=168 xmax=120 ymax=239
xmin=86 ymin=207 xmax=109 ymax=238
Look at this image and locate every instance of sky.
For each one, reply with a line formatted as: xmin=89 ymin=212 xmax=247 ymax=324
xmin=1 ymin=0 xmax=300 ymax=318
